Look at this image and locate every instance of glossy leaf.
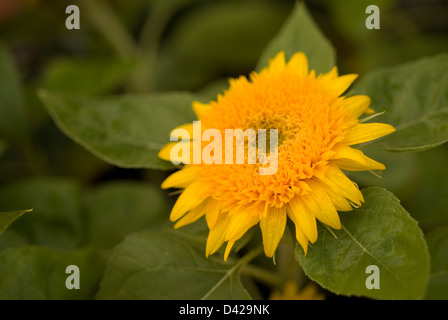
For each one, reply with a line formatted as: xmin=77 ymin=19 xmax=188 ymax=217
xmin=256 ymin=2 xmax=335 ymax=73
xmin=354 ymin=54 xmax=448 ymax=152
xmin=41 ymin=57 xmax=133 ymax=95
xmin=38 ymin=90 xmax=199 ymax=169
xmin=97 ymin=230 xmax=252 ymax=300
xmin=0 ymin=209 xmax=32 ymax=237
xmin=296 ymin=187 xmax=430 ymax=300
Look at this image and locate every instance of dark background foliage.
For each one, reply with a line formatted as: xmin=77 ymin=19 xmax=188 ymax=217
xmin=0 ymin=0 xmax=447 ymax=300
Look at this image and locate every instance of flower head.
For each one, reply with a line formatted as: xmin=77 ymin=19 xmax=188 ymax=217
xmin=159 ymin=51 xmax=395 ymax=260
xmin=270 ymin=281 xmax=325 ymax=300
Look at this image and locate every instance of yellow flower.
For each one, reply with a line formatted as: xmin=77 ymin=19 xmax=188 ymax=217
xmin=270 ymin=281 xmax=325 ymax=300
xmin=159 ymin=51 xmax=395 ymax=260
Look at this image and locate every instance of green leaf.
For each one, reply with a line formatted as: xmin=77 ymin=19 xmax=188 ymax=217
xmin=84 ymin=181 xmax=169 ymax=248
xmin=256 ymin=2 xmax=335 ymax=73
xmin=347 ymin=145 xmax=448 ymax=232
xmin=353 ymin=54 xmax=448 ymax=152
xmin=0 ymin=43 xmax=30 ymax=143
xmin=0 ymin=246 xmax=105 ymax=300
xmin=0 ymin=210 xmax=32 ymax=237
xmin=424 ymin=226 xmax=448 ymax=300
xmin=41 ymin=57 xmax=133 ymax=95
xmin=38 ymin=90 xmax=199 ymax=169
xmin=97 ymin=230 xmax=253 ymax=299
xmin=296 ymin=187 xmax=430 ymax=300
xmin=0 ymin=178 xmax=83 ymax=250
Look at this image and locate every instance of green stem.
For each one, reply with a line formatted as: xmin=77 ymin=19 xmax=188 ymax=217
xmin=241 ymin=264 xmax=283 ymax=289
xmin=200 ymin=247 xmax=263 ymax=300
xmin=83 ymin=0 xmax=136 ymax=61
xmin=139 ymin=3 xmax=176 ymax=52
xmin=128 ymin=3 xmax=179 ymax=92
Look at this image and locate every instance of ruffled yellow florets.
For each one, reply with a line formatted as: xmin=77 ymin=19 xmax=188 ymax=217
xmin=159 ymin=51 xmax=395 ymax=260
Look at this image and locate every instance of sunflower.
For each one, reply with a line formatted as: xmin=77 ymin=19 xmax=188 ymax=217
xmin=159 ymin=51 xmax=395 ymax=260
xmin=269 ymin=281 xmax=325 ymax=300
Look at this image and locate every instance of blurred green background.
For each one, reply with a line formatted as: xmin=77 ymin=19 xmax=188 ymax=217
xmin=0 ymin=0 xmax=447 ymax=299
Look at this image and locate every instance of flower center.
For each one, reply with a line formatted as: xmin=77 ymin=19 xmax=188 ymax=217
xmin=246 ymin=113 xmax=299 ymax=149
xmin=196 ymin=72 xmax=348 ymax=207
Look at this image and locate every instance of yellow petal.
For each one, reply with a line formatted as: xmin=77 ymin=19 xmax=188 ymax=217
xmin=318 ymin=68 xmax=358 ymax=96
xmin=170 ymin=181 xmax=209 ymax=221
xmin=287 ymin=52 xmax=308 ymax=77
xmin=331 ymin=74 xmax=358 ymax=96
xmin=174 ymin=198 xmax=208 ymax=229
xmin=170 ymin=123 xmax=194 ymax=140
xmin=206 ymin=212 xmax=231 ymax=257
xmin=224 ymin=240 xmax=236 ymax=261
xmin=158 ymin=141 xmax=193 ymax=164
xmin=301 ymin=180 xmax=341 ymax=230
xmin=293 ymin=221 xmax=309 ymax=255
xmin=314 ymin=178 xmax=353 ymax=212
xmin=158 ymin=142 xmax=175 ymax=161
xmin=331 ymin=143 xmax=385 ymax=171
xmin=343 ymin=95 xmax=372 ymax=120
xmin=320 ymin=165 xmax=364 ymax=206
xmin=161 ymin=166 xmax=200 ymax=189
xmin=287 ymin=196 xmax=317 ymax=243
xmin=192 ymin=101 xmax=212 ymax=119
xmin=344 ymin=123 xmax=396 ymax=146
xmin=225 ymin=206 xmax=260 ymax=242
xmin=319 ymin=66 xmax=338 ymax=80
xmin=268 ymin=51 xmax=286 ymax=74
xmin=259 ymin=206 xmax=287 ymax=258
xmin=205 ymin=198 xmax=221 ymax=230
